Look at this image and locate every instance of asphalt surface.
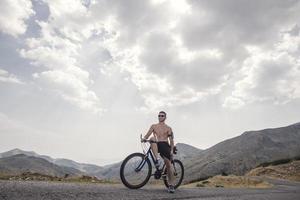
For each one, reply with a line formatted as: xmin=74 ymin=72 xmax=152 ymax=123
xmin=0 ymin=178 xmax=299 ymax=200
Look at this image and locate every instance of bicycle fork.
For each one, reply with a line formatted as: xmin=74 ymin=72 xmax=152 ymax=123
xmin=135 ymin=155 xmax=148 ymax=172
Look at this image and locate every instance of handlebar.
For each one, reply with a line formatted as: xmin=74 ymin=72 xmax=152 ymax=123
xmin=140 ymin=134 xmax=157 ymax=143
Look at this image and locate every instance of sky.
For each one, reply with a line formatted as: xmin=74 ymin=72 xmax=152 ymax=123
xmin=0 ymin=0 xmax=299 ymax=166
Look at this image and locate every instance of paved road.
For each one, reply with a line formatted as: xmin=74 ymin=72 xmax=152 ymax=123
xmin=0 ymin=179 xmax=299 ymax=200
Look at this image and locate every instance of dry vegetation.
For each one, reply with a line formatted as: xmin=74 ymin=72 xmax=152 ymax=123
xmin=184 ymin=175 xmax=272 ymax=188
xmin=184 ymin=159 xmax=300 ymax=189
xmin=247 ymin=160 xmax=300 ymax=182
xmin=0 ymin=172 xmax=116 ymax=184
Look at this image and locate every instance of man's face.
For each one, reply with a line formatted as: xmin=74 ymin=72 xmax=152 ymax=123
xmin=158 ymin=113 xmax=166 ymax=122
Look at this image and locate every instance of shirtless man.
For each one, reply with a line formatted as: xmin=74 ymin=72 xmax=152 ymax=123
xmin=142 ymin=111 xmax=175 ymax=193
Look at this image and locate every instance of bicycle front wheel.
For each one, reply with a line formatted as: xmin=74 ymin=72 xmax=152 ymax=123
xmin=163 ymin=159 xmax=184 ymax=189
xmin=120 ymin=152 xmax=152 ymax=189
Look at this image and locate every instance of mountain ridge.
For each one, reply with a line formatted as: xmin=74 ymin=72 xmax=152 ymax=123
xmin=1 ymin=122 xmax=299 ymax=182
xmin=183 ymin=122 xmax=300 ymax=183
xmin=0 ymin=149 xmax=103 ymax=175
xmin=0 ymin=154 xmax=82 ymax=177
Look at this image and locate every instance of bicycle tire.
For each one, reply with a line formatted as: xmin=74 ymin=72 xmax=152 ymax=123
xmin=120 ymin=152 xmax=152 ymax=189
xmin=163 ymin=159 xmax=184 ymax=189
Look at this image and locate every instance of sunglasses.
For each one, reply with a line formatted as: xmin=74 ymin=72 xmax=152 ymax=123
xmin=158 ymin=115 xmax=165 ymax=117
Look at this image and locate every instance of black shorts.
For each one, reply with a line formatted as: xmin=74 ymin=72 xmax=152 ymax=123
xmin=157 ymin=141 xmax=171 ymax=160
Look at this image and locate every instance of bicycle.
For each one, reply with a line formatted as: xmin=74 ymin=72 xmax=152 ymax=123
xmin=120 ymin=135 xmax=184 ymax=189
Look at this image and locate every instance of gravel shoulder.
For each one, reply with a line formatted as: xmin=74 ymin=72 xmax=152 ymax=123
xmin=0 ymin=178 xmax=299 ymax=200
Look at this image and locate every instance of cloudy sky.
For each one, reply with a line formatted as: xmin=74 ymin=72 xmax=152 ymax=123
xmin=0 ymin=0 xmax=299 ymax=166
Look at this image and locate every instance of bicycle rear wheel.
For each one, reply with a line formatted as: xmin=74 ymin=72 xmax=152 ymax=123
xmin=163 ymin=159 xmax=184 ymax=189
xmin=120 ymin=152 xmax=152 ymax=189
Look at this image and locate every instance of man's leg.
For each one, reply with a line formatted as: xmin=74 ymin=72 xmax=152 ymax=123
xmin=164 ymin=158 xmax=174 ymax=185
xmin=150 ymin=137 xmax=158 ymax=160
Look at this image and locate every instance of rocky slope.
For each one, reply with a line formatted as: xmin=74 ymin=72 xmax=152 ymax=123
xmin=183 ymin=122 xmax=300 ymax=183
xmin=175 ymin=143 xmax=202 ymax=160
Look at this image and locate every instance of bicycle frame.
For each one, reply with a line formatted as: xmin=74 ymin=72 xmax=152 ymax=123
xmin=135 ymin=144 xmax=164 ymax=173
xmin=120 ymin=136 xmax=184 ymax=189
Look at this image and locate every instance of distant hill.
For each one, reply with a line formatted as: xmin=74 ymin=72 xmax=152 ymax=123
xmin=96 ymin=161 xmax=123 ymax=180
xmin=2 ymin=122 xmax=299 ymax=183
xmin=0 ymin=149 xmax=53 ymax=163
xmin=53 ymin=159 xmax=103 ymax=175
xmin=0 ymin=154 xmax=82 ymax=177
xmin=0 ymin=149 xmax=103 ymax=176
xmin=175 ymin=143 xmax=203 ymax=160
xmin=184 ymin=122 xmax=300 ymax=183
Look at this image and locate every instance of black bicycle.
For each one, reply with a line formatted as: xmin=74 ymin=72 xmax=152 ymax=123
xmin=120 ymin=135 xmax=184 ymax=189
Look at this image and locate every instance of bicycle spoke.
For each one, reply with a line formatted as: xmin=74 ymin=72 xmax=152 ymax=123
xmin=120 ymin=153 xmax=152 ymax=188
xmin=163 ymin=160 xmax=184 ymax=189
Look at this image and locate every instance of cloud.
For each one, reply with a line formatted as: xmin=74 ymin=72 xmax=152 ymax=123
xmin=179 ymin=0 xmax=300 ymax=50
xmin=0 ymin=69 xmax=24 ymax=84
xmin=0 ymin=0 xmax=35 ymax=37
xmin=139 ymin=31 xmax=228 ymax=91
xmin=33 ymin=70 xmax=102 ymax=113
xmin=19 ymin=0 xmax=107 ymax=113
xmin=223 ymin=30 xmax=300 ymax=109
xmin=88 ymin=0 xmax=220 ymax=111
xmin=174 ymin=0 xmax=300 ymax=109
xmin=81 ymin=0 xmax=300 ymax=112
xmin=13 ymin=0 xmax=300 ymax=112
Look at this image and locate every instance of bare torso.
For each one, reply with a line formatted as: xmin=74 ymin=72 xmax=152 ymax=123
xmin=152 ymin=123 xmax=172 ymax=142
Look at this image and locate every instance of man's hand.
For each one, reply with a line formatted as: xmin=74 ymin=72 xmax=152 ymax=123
xmin=172 ymin=146 xmax=177 ymax=154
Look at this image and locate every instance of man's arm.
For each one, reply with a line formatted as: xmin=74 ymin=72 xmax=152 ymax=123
xmin=168 ymin=128 xmax=174 ymax=155
xmin=143 ymin=125 xmax=154 ymax=140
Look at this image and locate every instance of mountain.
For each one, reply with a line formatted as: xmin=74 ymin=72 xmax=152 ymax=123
xmin=175 ymin=143 xmax=202 ymax=160
xmin=183 ymin=122 xmax=300 ymax=183
xmin=2 ymin=122 xmax=299 ymax=183
xmin=0 ymin=149 xmax=103 ymax=176
xmin=96 ymin=161 xmax=123 ymax=180
xmin=0 ymin=148 xmax=54 ymax=162
xmin=0 ymin=154 xmax=82 ymax=177
xmin=53 ymin=159 xmax=103 ymax=175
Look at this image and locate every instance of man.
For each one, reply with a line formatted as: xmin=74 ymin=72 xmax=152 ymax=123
xmin=142 ymin=111 xmax=175 ymax=193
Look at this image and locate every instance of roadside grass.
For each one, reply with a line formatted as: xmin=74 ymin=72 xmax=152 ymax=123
xmin=0 ymin=172 xmax=118 ymax=184
xmin=184 ymin=157 xmax=300 ymax=188
xmin=247 ymin=160 xmax=300 ymax=182
xmin=183 ymin=175 xmax=273 ymax=189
